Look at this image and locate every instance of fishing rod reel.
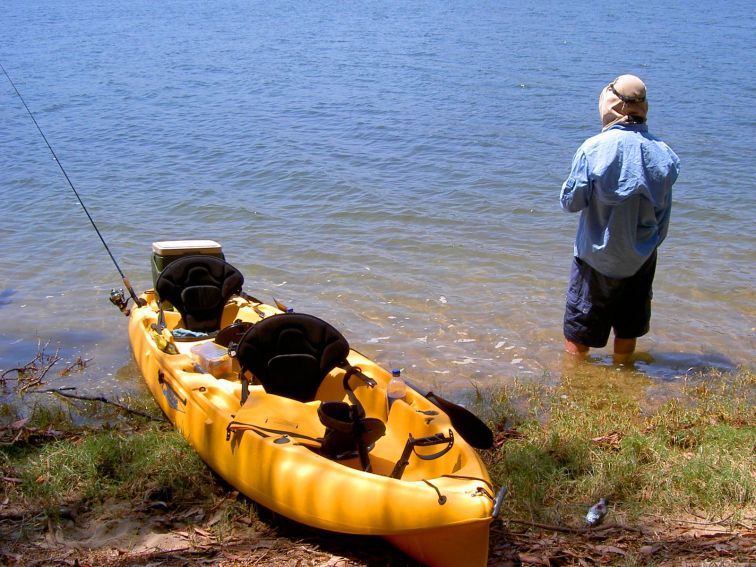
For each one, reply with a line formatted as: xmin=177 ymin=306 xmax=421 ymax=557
xmin=110 ymin=276 xmax=148 ymax=316
xmin=109 ymin=288 xmax=132 ymax=316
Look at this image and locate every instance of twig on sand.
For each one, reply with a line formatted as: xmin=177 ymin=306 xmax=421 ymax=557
xmin=503 ymin=518 xmax=646 ymax=535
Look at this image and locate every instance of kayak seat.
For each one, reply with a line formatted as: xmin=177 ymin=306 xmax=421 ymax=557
xmin=155 ymin=255 xmax=244 ymax=333
xmin=232 ymin=313 xmax=350 ymax=403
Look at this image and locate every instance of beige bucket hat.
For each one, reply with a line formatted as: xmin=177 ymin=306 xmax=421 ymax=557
xmin=599 ymin=74 xmax=648 ymax=130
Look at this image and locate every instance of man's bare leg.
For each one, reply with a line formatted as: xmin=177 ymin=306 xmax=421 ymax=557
xmin=613 ymin=337 xmax=636 ymax=364
xmin=565 ymin=339 xmax=590 ymax=357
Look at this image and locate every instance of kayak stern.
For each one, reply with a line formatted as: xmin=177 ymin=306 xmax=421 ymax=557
xmin=385 ymin=518 xmax=492 ymax=567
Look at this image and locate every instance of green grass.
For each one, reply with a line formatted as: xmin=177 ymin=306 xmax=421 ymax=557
xmin=21 ymin=427 xmax=211 ymax=505
xmin=1 ymin=402 xmax=219 ymax=516
xmin=483 ymin=366 xmax=755 ymax=524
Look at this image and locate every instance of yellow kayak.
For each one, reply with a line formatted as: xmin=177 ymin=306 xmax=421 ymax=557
xmin=124 ymin=242 xmax=501 ymax=566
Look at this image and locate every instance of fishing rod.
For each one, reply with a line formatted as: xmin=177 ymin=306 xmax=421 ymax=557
xmin=1 ymin=63 xmax=144 ymax=311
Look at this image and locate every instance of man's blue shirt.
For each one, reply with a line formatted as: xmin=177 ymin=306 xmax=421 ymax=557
xmin=560 ymin=123 xmax=680 ymax=278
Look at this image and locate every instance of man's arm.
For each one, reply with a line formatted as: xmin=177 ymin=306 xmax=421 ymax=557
xmin=560 ymin=150 xmax=591 ymax=212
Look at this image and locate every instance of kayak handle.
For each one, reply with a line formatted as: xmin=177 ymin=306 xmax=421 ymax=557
xmin=390 ymin=430 xmax=454 ymax=479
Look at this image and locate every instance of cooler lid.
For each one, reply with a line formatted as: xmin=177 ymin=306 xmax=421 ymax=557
xmin=151 ymin=240 xmax=223 ymax=256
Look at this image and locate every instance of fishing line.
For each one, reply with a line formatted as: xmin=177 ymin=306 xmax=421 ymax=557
xmin=1 ymin=63 xmax=143 ymax=307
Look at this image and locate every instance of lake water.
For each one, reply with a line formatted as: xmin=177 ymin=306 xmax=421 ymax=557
xmin=1 ymin=0 xmax=753 ymax=404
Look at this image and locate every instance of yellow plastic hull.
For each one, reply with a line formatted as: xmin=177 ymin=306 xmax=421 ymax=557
xmin=128 ymin=292 xmax=495 ymax=566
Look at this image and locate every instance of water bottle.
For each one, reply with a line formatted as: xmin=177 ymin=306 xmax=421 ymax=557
xmin=387 ymin=368 xmax=406 ymax=409
xmin=585 ymin=498 xmax=608 ymax=527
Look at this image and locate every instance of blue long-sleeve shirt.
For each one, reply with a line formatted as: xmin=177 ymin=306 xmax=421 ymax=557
xmin=560 ymin=123 xmax=680 ymax=278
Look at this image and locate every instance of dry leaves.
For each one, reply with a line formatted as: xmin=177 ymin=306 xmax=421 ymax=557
xmin=497 ymin=516 xmax=755 ymax=566
xmin=0 ymin=419 xmax=71 ymax=445
xmin=590 ymin=431 xmax=623 ymax=451
xmin=494 ymin=427 xmax=526 ymax=449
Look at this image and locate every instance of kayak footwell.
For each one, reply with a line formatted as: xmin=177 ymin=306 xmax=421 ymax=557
xmin=385 ymin=519 xmax=492 ymax=567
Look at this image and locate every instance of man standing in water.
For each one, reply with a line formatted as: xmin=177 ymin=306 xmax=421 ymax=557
xmin=560 ymin=75 xmax=680 ymax=362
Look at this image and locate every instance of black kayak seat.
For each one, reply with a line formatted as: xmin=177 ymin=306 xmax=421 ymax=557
xmin=154 ymin=255 xmax=244 ymax=333
xmin=233 ymin=313 xmax=350 ymax=403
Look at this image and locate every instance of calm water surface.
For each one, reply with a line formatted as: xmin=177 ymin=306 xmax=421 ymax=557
xmin=1 ymin=1 xmax=753 ymax=404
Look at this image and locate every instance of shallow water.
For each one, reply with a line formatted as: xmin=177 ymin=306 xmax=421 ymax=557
xmin=1 ymin=0 xmax=753 ymax=404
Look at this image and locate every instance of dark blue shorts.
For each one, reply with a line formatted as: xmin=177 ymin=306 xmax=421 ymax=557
xmin=563 ymin=252 xmax=657 ymax=348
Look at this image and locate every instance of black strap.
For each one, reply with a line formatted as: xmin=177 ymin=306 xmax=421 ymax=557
xmin=339 ymin=370 xmax=382 ymax=472
xmin=239 ymin=366 xmax=250 ymax=405
xmin=390 ymin=430 xmax=454 ymax=479
xmin=239 ymin=292 xmax=267 ymax=318
xmin=342 ymin=368 xmax=366 ymax=419
xmin=156 ymin=300 xmax=167 ymax=332
xmin=239 ymin=291 xmax=264 ymax=304
xmin=340 ymin=363 xmax=377 ymax=387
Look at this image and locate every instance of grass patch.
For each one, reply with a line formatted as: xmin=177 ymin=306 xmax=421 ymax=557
xmin=484 ymin=366 xmax=755 ymax=524
xmin=0 ymin=398 xmax=219 ymax=517
xmin=16 ymin=426 xmax=213 ymax=509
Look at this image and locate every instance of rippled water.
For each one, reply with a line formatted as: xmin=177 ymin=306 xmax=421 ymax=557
xmin=1 ymin=0 xmax=753 ymax=401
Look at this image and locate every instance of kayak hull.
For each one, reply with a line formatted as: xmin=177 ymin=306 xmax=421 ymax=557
xmin=128 ymin=291 xmax=495 ymax=566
